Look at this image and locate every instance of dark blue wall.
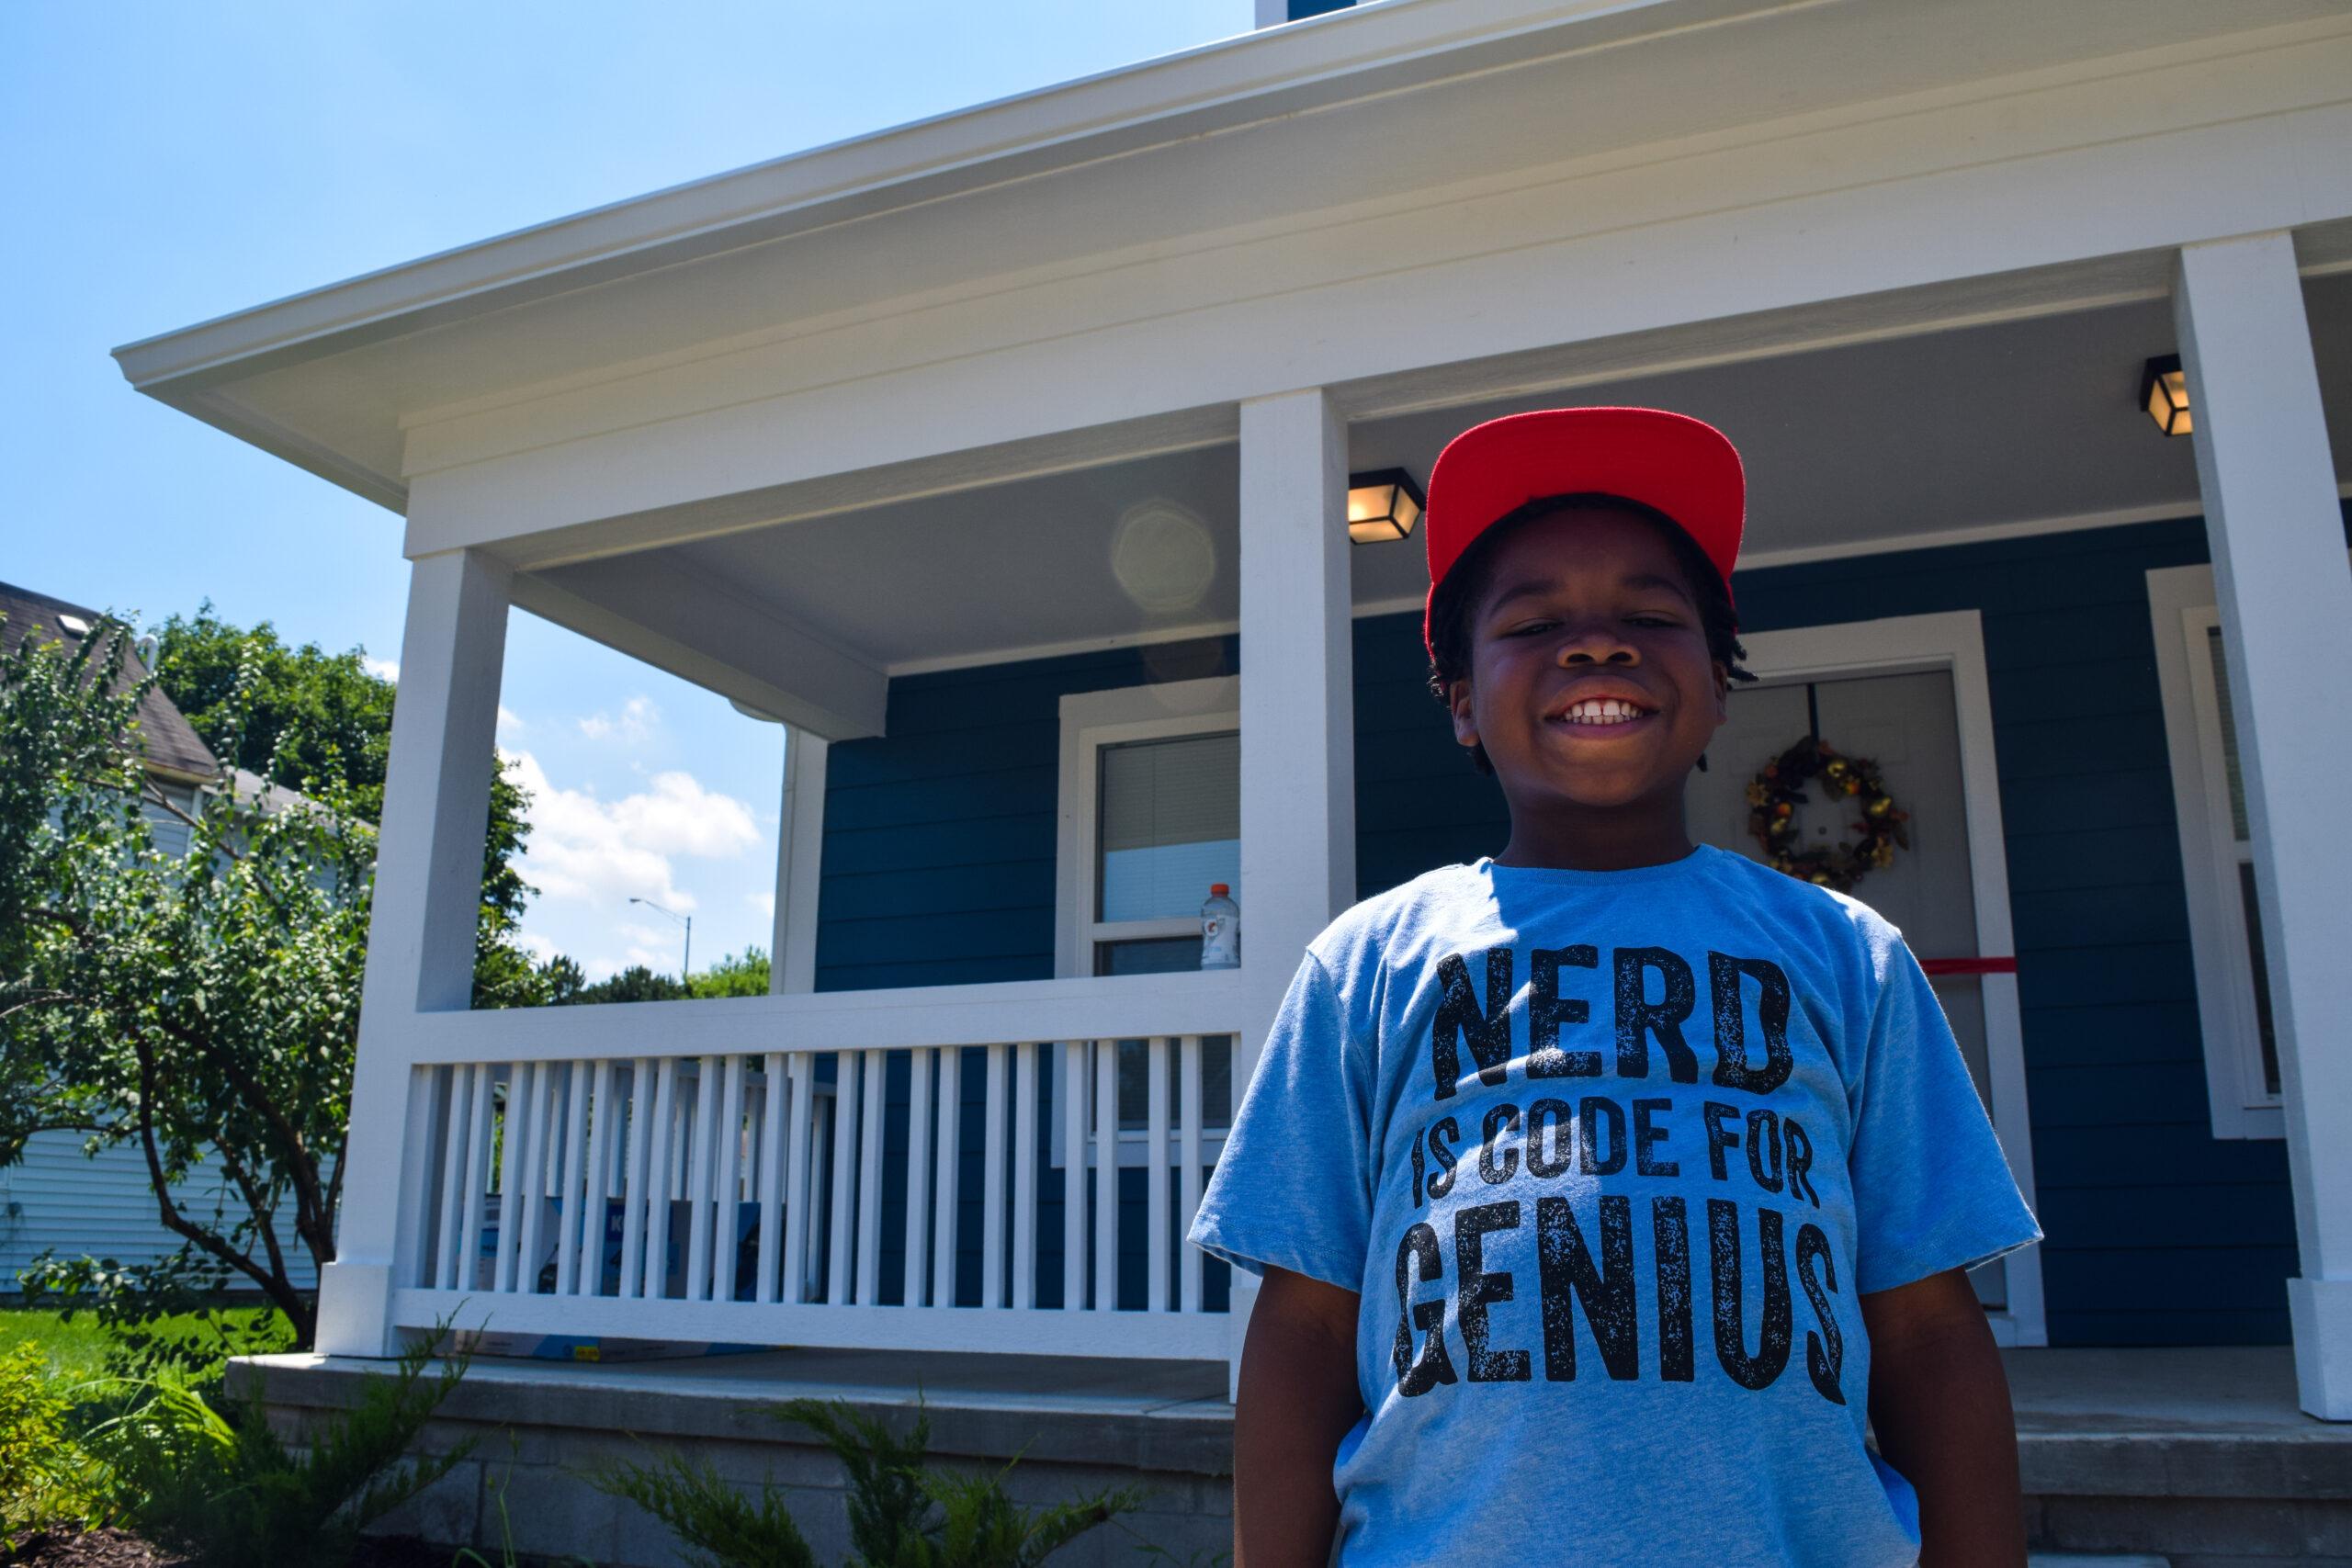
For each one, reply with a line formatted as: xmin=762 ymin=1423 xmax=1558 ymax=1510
xmin=820 ymin=516 xmax=2311 ymax=1345
xmin=1736 ymin=518 xmax=2298 ymax=1347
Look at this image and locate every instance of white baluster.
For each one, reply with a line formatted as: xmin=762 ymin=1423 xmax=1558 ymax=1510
xmin=903 ymin=1048 xmax=933 ymax=1309
xmin=712 ymin=1055 xmax=746 ymax=1303
xmin=455 ymin=1062 xmax=494 ymax=1294
xmin=620 ymin=1057 xmax=653 ymax=1299
xmin=685 ymin=1058 xmax=718 ymax=1303
xmin=434 ymin=1066 xmax=471 ymax=1290
xmin=781 ymin=1055 xmax=813 ymax=1304
xmin=827 ymin=1055 xmax=857 ymax=1306
xmin=1012 ymin=1043 xmax=1038 ymax=1311
xmin=932 ymin=1046 xmax=962 ymax=1306
xmin=856 ymin=1048 xmax=886 ymax=1306
xmin=1094 ymin=1040 xmax=1117 ymax=1313
xmin=1148 ymin=1037 xmax=1170 ymax=1314
xmin=1180 ymin=1036 xmax=1204 ymax=1315
xmin=981 ymin=1043 xmax=1008 ymax=1310
xmin=643 ymin=1058 xmax=679 ymax=1301
xmin=757 ymin=1055 xmax=787 ymax=1304
xmin=556 ymin=1062 xmax=591 ymax=1295
xmin=493 ymin=1064 xmax=529 ymax=1294
xmin=579 ymin=1060 xmax=616 ymax=1297
xmin=807 ymin=1088 xmax=831 ymax=1302
xmin=1062 ymin=1043 xmax=1086 ymax=1311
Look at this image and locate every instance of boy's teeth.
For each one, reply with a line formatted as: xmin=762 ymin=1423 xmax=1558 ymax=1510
xmin=1563 ymin=697 xmax=1643 ymax=724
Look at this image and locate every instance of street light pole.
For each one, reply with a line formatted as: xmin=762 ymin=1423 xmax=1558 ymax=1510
xmin=627 ymin=897 xmax=693 ymax=985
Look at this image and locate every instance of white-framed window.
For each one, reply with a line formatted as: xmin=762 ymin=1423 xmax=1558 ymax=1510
xmin=1056 ymin=677 xmax=1242 ymax=979
xmin=2148 ymin=563 xmax=2282 ymax=1139
xmin=1052 ymin=677 xmax=1240 ymax=1163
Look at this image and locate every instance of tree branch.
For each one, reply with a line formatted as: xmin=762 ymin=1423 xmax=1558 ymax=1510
xmin=212 ymin=1139 xmax=292 ymax=1297
xmin=0 ymin=990 xmax=84 ymax=1025
xmin=152 ymin=1011 xmax=327 ymax=1254
xmin=130 ymin=1039 xmax=305 ymax=1327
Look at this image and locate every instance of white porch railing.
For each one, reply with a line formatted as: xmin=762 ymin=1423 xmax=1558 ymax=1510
xmin=386 ymin=972 xmax=1243 ymax=1361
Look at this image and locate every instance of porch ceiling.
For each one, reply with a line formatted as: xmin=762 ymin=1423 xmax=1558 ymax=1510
xmin=524 ymin=277 xmax=2352 ymax=686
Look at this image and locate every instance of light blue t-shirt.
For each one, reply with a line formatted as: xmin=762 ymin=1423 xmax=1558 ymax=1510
xmin=1190 ymin=846 xmax=2040 ymax=1567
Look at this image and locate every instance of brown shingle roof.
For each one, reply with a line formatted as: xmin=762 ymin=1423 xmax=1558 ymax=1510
xmin=0 ymin=581 xmax=219 ymax=782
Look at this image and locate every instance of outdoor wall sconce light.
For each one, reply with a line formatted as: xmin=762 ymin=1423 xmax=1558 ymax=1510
xmin=1347 ymin=468 xmax=1426 ymax=544
xmin=2141 ymin=354 xmax=2191 ymax=436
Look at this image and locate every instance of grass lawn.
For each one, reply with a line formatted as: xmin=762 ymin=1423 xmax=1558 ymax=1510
xmin=0 ymin=1304 xmax=295 ymax=1383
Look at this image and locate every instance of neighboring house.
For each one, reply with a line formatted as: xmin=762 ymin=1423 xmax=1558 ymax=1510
xmin=110 ymin=0 xmax=2352 ymax=1557
xmin=0 ymin=581 xmax=319 ymax=1294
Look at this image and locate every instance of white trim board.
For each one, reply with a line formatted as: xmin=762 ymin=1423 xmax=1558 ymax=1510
xmin=1736 ymin=609 xmax=2048 ymax=1348
xmin=2147 ymin=562 xmax=2287 ymax=1140
xmin=1054 ymin=677 xmax=1242 ymax=982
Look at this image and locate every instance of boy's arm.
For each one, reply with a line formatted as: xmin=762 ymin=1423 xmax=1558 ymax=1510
xmin=1235 ymin=1265 xmax=1364 ymax=1568
xmin=1861 ymin=1268 xmax=2027 ymax=1568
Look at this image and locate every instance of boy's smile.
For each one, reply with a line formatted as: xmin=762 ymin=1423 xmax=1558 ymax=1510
xmin=1447 ymin=506 xmax=1729 ymax=867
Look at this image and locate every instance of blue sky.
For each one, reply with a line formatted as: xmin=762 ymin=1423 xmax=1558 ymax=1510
xmin=5 ymin=0 xmax=1253 ymax=979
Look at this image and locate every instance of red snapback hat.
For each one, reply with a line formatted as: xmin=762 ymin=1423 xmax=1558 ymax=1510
xmin=1420 ymin=407 xmax=1745 ymax=657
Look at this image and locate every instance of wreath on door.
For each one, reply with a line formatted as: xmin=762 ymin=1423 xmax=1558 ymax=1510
xmin=1746 ymin=734 xmax=1908 ymax=892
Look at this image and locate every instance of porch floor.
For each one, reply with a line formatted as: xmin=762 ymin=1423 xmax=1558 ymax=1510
xmin=241 ymin=1342 xmax=2352 ymax=1486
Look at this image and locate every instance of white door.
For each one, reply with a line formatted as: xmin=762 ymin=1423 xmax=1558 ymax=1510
xmin=1688 ymin=659 xmax=2019 ymax=1315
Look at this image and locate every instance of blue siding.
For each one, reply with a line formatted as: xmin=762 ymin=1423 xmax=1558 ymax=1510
xmin=820 ymin=514 xmax=2334 ymax=1346
xmin=1745 ymin=517 xmax=2298 ymax=1347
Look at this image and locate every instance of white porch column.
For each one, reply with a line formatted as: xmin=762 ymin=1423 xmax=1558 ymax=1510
xmin=1232 ymin=388 xmax=1356 ymax=1392
xmin=772 ymin=728 xmax=830 ymax=996
xmin=2174 ymin=232 xmax=2352 ymax=1420
xmin=316 ymin=548 xmax=513 ymax=1356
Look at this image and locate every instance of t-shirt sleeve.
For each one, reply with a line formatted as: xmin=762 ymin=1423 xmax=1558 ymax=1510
xmin=1187 ymin=948 xmax=1374 ymax=1292
xmin=1847 ymin=928 xmax=2042 ymax=1296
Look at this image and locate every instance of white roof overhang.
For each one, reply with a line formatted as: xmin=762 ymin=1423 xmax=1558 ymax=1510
xmin=110 ymin=0 xmax=2352 ymax=740
xmin=112 ymin=0 xmax=2352 ymax=517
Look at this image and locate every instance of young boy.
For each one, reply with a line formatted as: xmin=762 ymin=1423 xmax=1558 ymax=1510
xmin=1189 ymin=407 xmax=2041 ymax=1567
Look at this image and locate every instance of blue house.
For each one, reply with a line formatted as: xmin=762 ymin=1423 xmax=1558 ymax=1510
xmin=113 ymin=0 xmax=2352 ymax=1558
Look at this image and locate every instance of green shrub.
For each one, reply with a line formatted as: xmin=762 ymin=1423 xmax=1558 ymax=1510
xmin=589 ymin=1444 xmax=818 ymax=1568
xmin=588 ymin=1394 xmax=1139 ymax=1568
xmin=0 ymin=1341 xmax=104 ymax=1550
xmin=82 ymin=1324 xmax=473 ymax=1566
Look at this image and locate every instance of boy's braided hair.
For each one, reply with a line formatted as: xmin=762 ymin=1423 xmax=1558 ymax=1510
xmin=1424 ymin=491 xmax=1756 ymax=776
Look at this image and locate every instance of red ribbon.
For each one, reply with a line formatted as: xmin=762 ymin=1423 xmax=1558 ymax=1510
xmin=1920 ymin=956 xmax=2018 ymax=976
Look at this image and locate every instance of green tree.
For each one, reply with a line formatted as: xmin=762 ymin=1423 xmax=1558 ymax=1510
xmin=689 ymin=946 xmax=771 ymax=999
xmin=149 ymin=604 xmax=543 ymax=1007
xmin=1 ymin=619 xmax=369 ymax=1346
xmin=567 ymin=965 xmax=691 ymax=1005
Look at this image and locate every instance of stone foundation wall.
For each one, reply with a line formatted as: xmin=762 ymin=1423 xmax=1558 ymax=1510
xmin=235 ymin=1358 xmax=1234 ymax=1568
xmin=236 ymin=1356 xmax=2352 ymax=1566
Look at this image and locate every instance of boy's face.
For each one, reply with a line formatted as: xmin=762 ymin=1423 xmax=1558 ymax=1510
xmin=1447 ymin=507 xmax=1730 ymax=816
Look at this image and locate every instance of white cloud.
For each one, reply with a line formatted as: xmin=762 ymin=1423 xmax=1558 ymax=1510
xmin=497 ymin=705 xmax=524 ymax=736
xmin=514 ymin=931 xmax=558 ymax=964
xmin=363 ymin=656 xmax=399 ymax=682
xmin=579 ymin=695 xmax=659 ymax=745
xmin=503 ymin=750 xmax=761 ymax=919
xmin=617 ymin=920 xmax=687 ymax=973
xmin=746 ymin=891 xmax=775 ymax=919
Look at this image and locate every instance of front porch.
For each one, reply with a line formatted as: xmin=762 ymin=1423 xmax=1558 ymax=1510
xmin=311 ymin=254 xmax=2352 ymax=1398
xmin=235 ymin=1345 xmax=2352 ymax=1564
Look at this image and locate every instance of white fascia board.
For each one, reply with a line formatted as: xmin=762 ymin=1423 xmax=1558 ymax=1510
xmin=109 ymin=0 xmax=1785 ymax=397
